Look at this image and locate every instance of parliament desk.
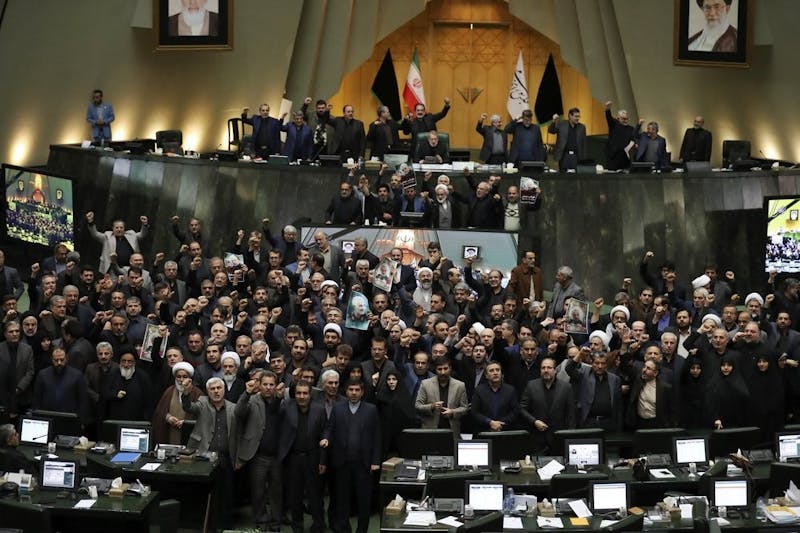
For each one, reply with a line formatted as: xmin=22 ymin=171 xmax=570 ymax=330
xmin=380 ymin=507 xmax=799 ymax=532
xmin=39 ymin=144 xmax=800 ymax=301
xmin=2 ymin=490 xmax=159 ymax=533
xmin=380 ymin=462 xmax=773 ymax=512
xmin=86 ymin=452 xmax=217 ymax=530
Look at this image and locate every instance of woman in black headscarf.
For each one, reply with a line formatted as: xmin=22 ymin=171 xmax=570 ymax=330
xmin=706 ymin=355 xmax=750 ymax=429
xmin=679 ymin=355 xmax=708 ymax=428
xmin=376 ymin=370 xmax=416 ymax=457
xmin=342 ymin=360 xmax=374 ymax=403
xmin=747 ymin=354 xmax=785 ymax=442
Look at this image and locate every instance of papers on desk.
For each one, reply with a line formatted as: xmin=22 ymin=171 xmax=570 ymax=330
xmin=649 ymin=468 xmax=676 ymax=479
xmin=679 ymin=503 xmax=694 ymax=518
xmin=765 ymin=505 xmax=800 ymax=524
xmin=74 ymin=499 xmax=96 ymax=509
xmin=403 ymin=511 xmax=437 ymax=526
xmin=140 ymin=463 xmax=162 ymax=472
xmin=537 ymin=516 xmax=563 ymax=528
xmin=568 ymin=499 xmax=593 ymax=518
xmin=34 ymin=454 xmax=59 ymax=460
xmin=537 ymin=459 xmax=565 ymax=481
xmin=599 ymin=520 xmax=618 ymax=528
xmin=437 ymin=516 xmax=463 ymax=527
xmin=503 ymin=516 xmax=524 ymax=529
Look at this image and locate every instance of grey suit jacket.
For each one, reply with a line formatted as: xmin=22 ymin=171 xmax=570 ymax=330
xmin=0 ymin=342 xmax=34 ymax=409
xmin=548 ymin=281 xmax=586 ymax=318
xmin=181 ymin=394 xmax=237 ymax=456
xmin=234 ymin=390 xmax=280 ymax=463
xmin=415 ymin=376 xmax=469 ymax=435
xmin=0 ymin=267 xmax=24 ymax=300
xmin=308 ymin=243 xmax=346 ymax=284
xmin=547 ymin=119 xmax=587 ymax=162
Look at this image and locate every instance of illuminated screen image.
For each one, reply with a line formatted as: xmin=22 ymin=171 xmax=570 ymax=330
xmin=765 ymin=196 xmax=800 ymax=273
xmin=3 ymin=164 xmax=74 ymax=249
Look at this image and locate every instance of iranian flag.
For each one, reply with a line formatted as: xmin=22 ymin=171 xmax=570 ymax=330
xmin=403 ymin=48 xmax=426 ymax=112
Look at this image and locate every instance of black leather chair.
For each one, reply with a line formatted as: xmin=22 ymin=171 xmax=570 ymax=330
xmin=549 ymin=472 xmax=608 ymax=500
xmin=632 ymin=427 xmax=685 ymax=456
xmin=227 ymin=118 xmax=243 ymax=152
xmin=709 ymin=427 xmax=760 ymax=458
xmin=458 ymin=510 xmax=503 ymax=532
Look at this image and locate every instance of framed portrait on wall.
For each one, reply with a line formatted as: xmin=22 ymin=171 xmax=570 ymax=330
xmin=673 ymin=0 xmax=750 ymax=67
xmin=153 ymin=0 xmax=233 ymax=51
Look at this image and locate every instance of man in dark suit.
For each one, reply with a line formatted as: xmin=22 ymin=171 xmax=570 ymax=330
xmin=476 ymin=113 xmax=508 ymax=164
xmin=505 ymin=109 xmax=546 ymax=167
xmin=329 ymin=105 xmax=366 ymax=163
xmin=282 ymin=110 xmax=313 ymax=161
xmin=679 ymin=115 xmax=712 ymax=162
xmin=0 ymin=250 xmax=24 ymax=300
xmin=548 ymin=107 xmax=587 ymax=171
xmin=366 ymin=105 xmax=400 ymax=161
xmin=234 ymin=371 xmax=282 ymax=532
xmin=33 ymin=348 xmax=88 ymax=423
xmin=625 ymin=359 xmax=675 ymax=429
xmin=242 ymin=104 xmax=282 ymax=159
xmin=565 ymin=347 xmax=623 ymax=431
xmin=635 ymin=121 xmax=671 ymax=171
xmin=519 ymin=357 xmax=576 ymax=452
xmin=470 ymin=361 xmax=518 ymax=435
xmin=279 ymin=380 xmax=327 ymax=533
xmin=400 ymin=98 xmax=451 ymax=156
xmin=0 ymin=321 xmax=34 ymax=415
xmin=414 ymin=130 xmax=449 ymax=164
xmin=323 ymin=379 xmax=381 ymax=533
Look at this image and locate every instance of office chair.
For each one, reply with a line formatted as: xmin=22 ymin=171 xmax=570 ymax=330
xmin=181 ymin=420 xmax=196 ymax=446
xmin=709 ymin=427 xmax=760 ymax=458
xmin=414 ymin=131 xmax=450 ymax=162
xmin=0 ymin=498 xmax=52 ymax=531
xmin=721 ymin=140 xmax=751 ymax=168
xmin=155 ymin=129 xmax=183 ymax=155
xmin=600 ymin=513 xmax=644 ymax=532
xmin=549 ymin=472 xmax=608 ymax=500
xmin=227 ymin=117 xmax=243 ymax=152
xmin=632 ymin=427 xmax=685 ymax=456
xmin=475 ymin=430 xmax=533 ymax=462
xmin=398 ymin=428 xmax=454 ymax=459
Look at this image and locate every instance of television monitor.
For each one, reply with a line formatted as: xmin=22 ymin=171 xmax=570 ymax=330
xmin=3 ymin=164 xmax=74 ymax=249
xmin=673 ymin=436 xmax=709 ymax=465
xmin=40 ymin=460 xmax=78 ymax=491
xmin=712 ymin=479 xmax=750 ymax=508
xmin=565 ymin=438 xmax=604 ymax=467
xmin=590 ymin=481 xmax=630 ymax=512
xmin=456 ymin=440 xmax=492 ymax=468
xmin=465 ymin=481 xmax=505 ymax=512
xmin=118 ymin=426 xmax=151 ymax=453
xmin=19 ymin=416 xmax=51 ymax=445
xmin=777 ymin=432 xmax=800 ymax=462
xmin=765 ymin=196 xmax=800 ymax=273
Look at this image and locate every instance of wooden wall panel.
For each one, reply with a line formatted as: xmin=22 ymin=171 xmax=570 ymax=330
xmin=327 ymin=0 xmax=606 ymax=152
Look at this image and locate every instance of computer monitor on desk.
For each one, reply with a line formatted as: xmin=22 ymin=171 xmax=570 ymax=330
xmin=31 ymin=409 xmax=81 ymax=438
xmin=590 ymin=481 xmax=630 ymax=513
xmin=19 ymin=416 xmax=51 ymax=446
xmin=565 ymin=438 xmax=604 ymax=467
xmin=465 ymin=481 xmax=505 ymax=513
xmin=713 ymin=479 xmax=750 ymax=509
xmin=118 ymin=426 xmax=151 ymax=453
xmin=456 ymin=440 xmax=492 ymax=469
xmin=40 ymin=459 xmax=78 ymax=491
xmin=777 ymin=432 xmax=800 ymax=462
xmin=673 ymin=436 xmax=709 ymax=465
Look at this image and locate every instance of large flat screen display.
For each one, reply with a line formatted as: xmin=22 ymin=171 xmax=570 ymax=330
xmin=3 ymin=164 xmax=74 ymax=249
xmin=766 ymin=196 xmax=800 ymax=273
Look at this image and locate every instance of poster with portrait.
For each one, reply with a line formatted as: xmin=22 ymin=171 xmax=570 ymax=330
xmin=674 ymin=0 xmax=750 ymax=67
xmin=563 ymin=299 xmax=589 ymax=335
xmin=139 ymin=324 xmax=166 ymax=362
xmin=520 ymin=177 xmax=540 ymax=205
xmin=154 ymin=0 xmax=233 ymax=51
xmin=345 ymin=291 xmax=371 ymax=331
xmin=224 ymin=252 xmax=244 ymax=282
xmin=373 ymin=258 xmax=397 ymax=293
xmin=397 ymin=162 xmax=417 ymax=191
